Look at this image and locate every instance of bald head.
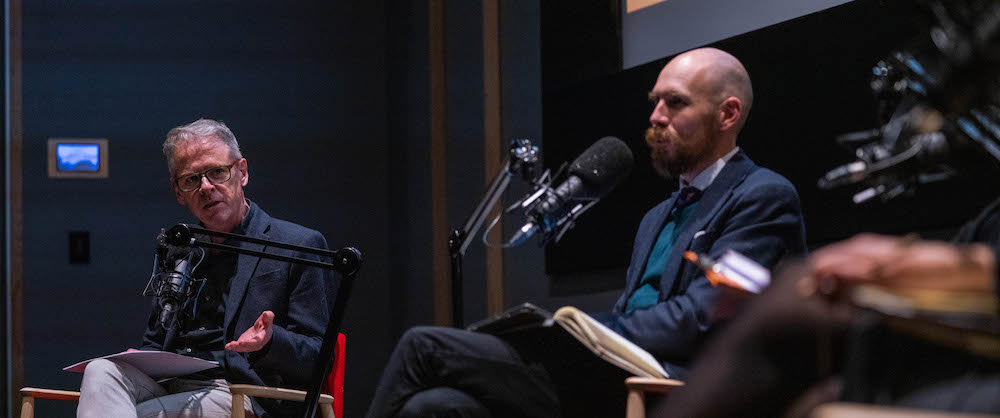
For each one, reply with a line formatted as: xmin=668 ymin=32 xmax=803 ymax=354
xmin=663 ymin=47 xmax=754 ymax=128
xmin=647 ymin=48 xmax=754 ymax=180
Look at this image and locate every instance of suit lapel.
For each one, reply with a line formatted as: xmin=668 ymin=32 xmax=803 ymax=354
xmin=658 ymin=151 xmax=756 ymax=295
xmin=224 ymin=202 xmax=270 ymax=334
xmin=621 ymin=191 xmax=680 ymax=300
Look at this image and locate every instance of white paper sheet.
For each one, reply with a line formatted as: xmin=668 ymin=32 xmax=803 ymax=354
xmin=64 ymin=350 xmax=219 ymax=380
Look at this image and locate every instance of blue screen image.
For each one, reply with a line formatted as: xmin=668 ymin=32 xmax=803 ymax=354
xmin=56 ymin=144 xmax=100 ymax=172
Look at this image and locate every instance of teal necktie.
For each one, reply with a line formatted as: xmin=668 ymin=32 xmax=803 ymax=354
xmin=625 ymin=186 xmax=703 ymax=313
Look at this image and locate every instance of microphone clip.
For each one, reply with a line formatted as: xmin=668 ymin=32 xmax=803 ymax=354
xmin=505 ymin=164 xmax=599 ymax=247
xmin=509 ymin=138 xmax=540 ymax=183
xmin=143 ymin=231 xmax=206 ymax=328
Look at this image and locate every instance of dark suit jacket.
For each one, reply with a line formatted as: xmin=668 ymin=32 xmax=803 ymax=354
xmin=600 ymin=150 xmax=807 ymax=378
xmin=142 ymin=201 xmax=337 ymax=416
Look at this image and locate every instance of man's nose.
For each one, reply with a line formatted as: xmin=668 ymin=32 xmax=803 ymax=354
xmin=649 ymin=101 xmax=669 ymax=126
xmin=198 ymin=176 xmax=214 ymax=193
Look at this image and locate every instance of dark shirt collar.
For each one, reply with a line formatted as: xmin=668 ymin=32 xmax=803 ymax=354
xmin=198 ymin=199 xmax=254 ymax=238
xmin=233 ymin=199 xmax=255 ymax=236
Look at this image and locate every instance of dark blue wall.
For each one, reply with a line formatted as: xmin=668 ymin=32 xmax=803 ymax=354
xmin=22 ymin=2 xmax=391 ymax=416
xmin=17 ymin=0 xmax=996 ymax=415
xmin=384 ymin=0 xmax=435 ymax=348
xmin=498 ymin=2 xmax=620 ymax=315
xmin=19 ymin=1 xmax=561 ymax=416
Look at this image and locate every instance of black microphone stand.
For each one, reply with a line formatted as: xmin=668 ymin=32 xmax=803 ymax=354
xmin=448 ymin=139 xmax=538 ymax=327
xmin=163 ymin=223 xmax=362 ymax=418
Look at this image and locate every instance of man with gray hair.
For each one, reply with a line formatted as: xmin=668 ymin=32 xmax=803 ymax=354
xmin=77 ymin=119 xmax=336 ymax=417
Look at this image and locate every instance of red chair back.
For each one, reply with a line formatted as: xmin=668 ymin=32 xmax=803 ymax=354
xmin=321 ymin=333 xmax=346 ymax=418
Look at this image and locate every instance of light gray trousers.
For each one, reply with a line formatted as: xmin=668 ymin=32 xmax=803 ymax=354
xmin=77 ymin=358 xmax=255 ymax=418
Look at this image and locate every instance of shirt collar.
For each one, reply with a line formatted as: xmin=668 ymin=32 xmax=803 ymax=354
xmin=233 ymin=199 xmax=255 ymax=236
xmin=681 ymin=146 xmax=739 ymax=191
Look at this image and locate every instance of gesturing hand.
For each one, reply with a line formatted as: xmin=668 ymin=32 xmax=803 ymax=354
xmin=225 ymin=310 xmax=274 ymax=352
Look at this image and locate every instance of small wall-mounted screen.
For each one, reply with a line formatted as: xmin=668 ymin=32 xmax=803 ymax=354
xmin=56 ymin=143 xmax=100 ymax=172
xmin=48 ymin=138 xmax=109 ymax=178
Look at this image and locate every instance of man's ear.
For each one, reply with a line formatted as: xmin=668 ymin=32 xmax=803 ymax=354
xmin=238 ymin=158 xmax=249 ymax=187
xmin=718 ymin=97 xmax=743 ymax=131
xmin=172 ymin=182 xmax=185 ymax=205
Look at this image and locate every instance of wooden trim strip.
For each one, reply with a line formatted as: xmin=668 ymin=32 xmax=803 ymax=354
xmin=8 ymin=0 xmax=24 ymax=414
xmin=482 ymin=0 xmax=504 ymax=316
xmin=429 ymin=0 xmax=451 ymax=326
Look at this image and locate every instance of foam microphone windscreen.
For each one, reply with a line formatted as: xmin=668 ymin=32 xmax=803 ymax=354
xmin=568 ymin=136 xmax=635 ymax=198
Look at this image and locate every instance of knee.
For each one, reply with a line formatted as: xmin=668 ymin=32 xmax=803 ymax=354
xmin=398 ymin=387 xmax=490 ymax=418
xmin=80 ymin=359 xmax=128 ymax=393
xmin=398 ymin=326 xmax=454 ymax=352
xmin=400 ymin=326 xmax=444 ymax=343
xmin=82 ymin=359 xmax=121 ymax=380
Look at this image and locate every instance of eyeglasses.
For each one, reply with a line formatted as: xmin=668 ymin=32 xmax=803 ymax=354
xmin=174 ymin=160 xmax=240 ymax=192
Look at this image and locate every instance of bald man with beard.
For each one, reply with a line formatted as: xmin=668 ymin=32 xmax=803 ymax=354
xmin=364 ymin=48 xmax=807 ymax=418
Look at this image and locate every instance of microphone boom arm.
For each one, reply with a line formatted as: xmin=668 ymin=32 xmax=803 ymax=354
xmin=164 ymin=223 xmax=361 ymax=277
xmin=161 ymin=222 xmax=362 ymax=418
xmin=448 ymin=139 xmax=539 ymax=327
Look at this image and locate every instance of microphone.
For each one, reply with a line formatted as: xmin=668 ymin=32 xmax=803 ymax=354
xmin=156 ymin=246 xmax=197 ymax=327
xmin=819 ymin=106 xmax=954 ymax=203
xmin=818 ymin=131 xmax=950 ymax=187
xmin=143 ymin=232 xmax=202 ymax=330
xmin=821 ymin=0 xmax=1000 ymax=204
xmin=511 ymin=136 xmax=634 ymax=245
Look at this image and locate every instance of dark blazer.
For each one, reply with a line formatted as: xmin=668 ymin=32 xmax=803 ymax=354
xmin=600 ymin=150 xmax=807 ymax=378
xmin=143 ymin=201 xmax=337 ymax=416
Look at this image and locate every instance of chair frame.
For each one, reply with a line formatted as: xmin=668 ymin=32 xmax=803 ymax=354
xmin=624 ymin=376 xmax=685 ymax=418
xmin=231 ymin=332 xmax=347 ymax=418
xmin=810 ymin=402 xmax=1000 ymax=418
xmin=19 ymin=333 xmax=347 ymax=418
xmin=619 ymin=378 xmax=999 ymax=418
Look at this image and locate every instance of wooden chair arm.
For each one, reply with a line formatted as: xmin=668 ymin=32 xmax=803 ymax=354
xmin=624 ymin=377 xmax=685 ymax=394
xmin=624 ymin=377 xmax=685 ymax=418
xmin=229 ymin=384 xmax=333 ymax=404
xmin=20 ymin=387 xmax=81 ymax=401
xmin=20 ymin=388 xmax=81 ymax=418
xmin=17 ymin=385 xmax=336 ymax=418
xmin=811 ymin=402 xmax=1000 ymax=418
xmin=228 ymin=384 xmax=335 ymax=418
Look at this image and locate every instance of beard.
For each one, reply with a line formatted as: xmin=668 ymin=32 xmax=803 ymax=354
xmin=644 ymin=119 xmax=718 ymax=180
xmin=645 ymin=126 xmax=694 ymax=179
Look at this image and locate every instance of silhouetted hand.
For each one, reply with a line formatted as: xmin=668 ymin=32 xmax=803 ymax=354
xmin=810 ymin=233 xmax=996 ymax=293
